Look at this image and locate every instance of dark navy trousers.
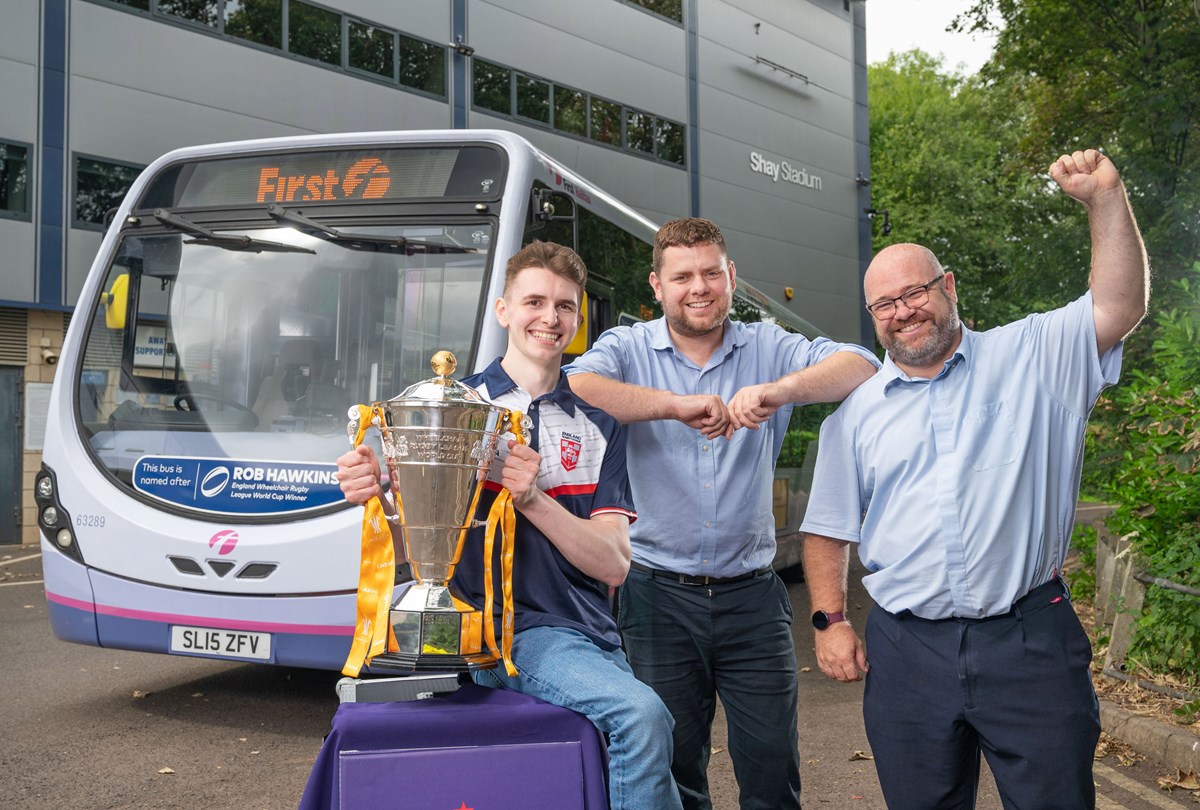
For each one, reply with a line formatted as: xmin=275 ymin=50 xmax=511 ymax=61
xmin=618 ymin=566 xmax=802 ymax=810
xmin=863 ymin=579 xmax=1100 ymax=810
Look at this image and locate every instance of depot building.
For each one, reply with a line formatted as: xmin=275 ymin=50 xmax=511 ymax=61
xmin=1 ymin=0 xmax=873 ymax=544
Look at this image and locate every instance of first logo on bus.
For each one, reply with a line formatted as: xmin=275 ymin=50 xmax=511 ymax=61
xmin=255 ymin=157 xmax=391 ymax=203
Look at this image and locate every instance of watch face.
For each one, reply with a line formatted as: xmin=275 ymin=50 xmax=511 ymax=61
xmin=812 ymin=611 xmax=830 ymax=630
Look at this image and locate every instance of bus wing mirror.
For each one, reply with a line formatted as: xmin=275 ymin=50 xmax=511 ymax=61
xmin=102 ymin=273 xmax=129 ymax=330
xmin=531 ymin=188 xmax=576 ymax=224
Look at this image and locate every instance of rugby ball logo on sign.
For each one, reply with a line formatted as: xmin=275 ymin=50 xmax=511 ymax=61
xmin=200 ymin=465 xmax=231 ymax=497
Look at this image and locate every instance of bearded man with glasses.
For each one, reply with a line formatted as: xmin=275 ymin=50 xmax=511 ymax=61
xmin=801 ymin=149 xmax=1150 ymax=810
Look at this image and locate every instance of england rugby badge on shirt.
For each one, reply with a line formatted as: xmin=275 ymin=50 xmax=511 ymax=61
xmin=560 ymin=432 xmax=582 ymax=471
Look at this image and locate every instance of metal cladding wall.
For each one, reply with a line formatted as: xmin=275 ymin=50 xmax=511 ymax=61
xmin=6 ymin=0 xmax=871 ymax=344
xmin=691 ymin=0 xmax=866 ymax=341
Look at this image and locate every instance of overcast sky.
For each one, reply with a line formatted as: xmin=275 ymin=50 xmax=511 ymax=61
xmin=864 ymin=0 xmax=1000 ymax=75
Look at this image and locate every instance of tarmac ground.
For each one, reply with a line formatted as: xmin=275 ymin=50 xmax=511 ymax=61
xmin=2 ymin=539 xmax=1197 ymax=808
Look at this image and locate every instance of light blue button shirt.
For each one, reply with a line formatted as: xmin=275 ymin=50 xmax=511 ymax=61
xmin=800 ymin=292 xmax=1121 ymax=619
xmin=567 ymin=317 xmax=879 ymax=578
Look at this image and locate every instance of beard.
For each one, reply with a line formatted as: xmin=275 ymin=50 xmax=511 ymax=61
xmin=664 ymin=298 xmax=730 ymax=338
xmin=881 ymin=306 xmax=962 ymax=369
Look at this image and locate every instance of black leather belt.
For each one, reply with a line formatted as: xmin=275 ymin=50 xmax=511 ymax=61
xmin=629 ymin=560 xmax=770 ymax=586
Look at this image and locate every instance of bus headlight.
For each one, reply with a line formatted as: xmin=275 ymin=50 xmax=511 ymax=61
xmin=36 ymin=462 xmax=84 ymax=563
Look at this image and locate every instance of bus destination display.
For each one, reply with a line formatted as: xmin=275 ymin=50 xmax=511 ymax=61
xmin=141 ymin=146 xmax=505 ymax=209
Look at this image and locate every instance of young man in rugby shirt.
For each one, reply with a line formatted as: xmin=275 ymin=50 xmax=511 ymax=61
xmin=336 ymin=241 xmax=683 ymax=810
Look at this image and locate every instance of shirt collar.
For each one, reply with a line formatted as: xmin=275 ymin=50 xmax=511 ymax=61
xmin=881 ymin=325 xmax=972 ymax=392
xmin=648 ymin=316 xmax=746 ymax=367
xmin=477 ymin=358 xmax=576 ymax=416
xmin=648 ymin=317 xmax=675 ymax=351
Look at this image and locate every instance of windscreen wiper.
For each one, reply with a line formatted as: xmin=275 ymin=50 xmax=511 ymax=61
xmin=152 ymin=209 xmax=316 ymax=254
xmin=266 ymin=204 xmax=481 ymax=254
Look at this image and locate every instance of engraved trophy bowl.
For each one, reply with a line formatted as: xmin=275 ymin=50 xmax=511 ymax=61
xmin=349 ymin=350 xmax=513 ymax=672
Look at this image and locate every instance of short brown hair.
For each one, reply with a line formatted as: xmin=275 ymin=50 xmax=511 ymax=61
xmin=504 ymin=241 xmax=587 ymax=295
xmin=652 ymin=218 xmax=728 ymax=274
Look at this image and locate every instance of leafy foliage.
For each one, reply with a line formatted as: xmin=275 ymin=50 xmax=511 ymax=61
xmin=778 ymin=402 xmax=836 ymax=469
xmin=957 ymin=0 xmax=1200 ymax=289
xmin=868 ymin=52 xmax=1029 ymax=328
xmin=1066 ymin=524 xmax=1099 ymax=602
xmin=1084 ymin=266 xmax=1200 ymax=681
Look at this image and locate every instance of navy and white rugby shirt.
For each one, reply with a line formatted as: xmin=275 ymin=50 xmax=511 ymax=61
xmin=452 ymin=358 xmax=635 ymax=650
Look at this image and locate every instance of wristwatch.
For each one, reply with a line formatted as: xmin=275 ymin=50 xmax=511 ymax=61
xmin=811 ymin=610 xmax=846 ymax=630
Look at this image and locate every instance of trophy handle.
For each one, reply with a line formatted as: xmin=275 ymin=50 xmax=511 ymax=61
xmin=345 ymin=405 xmax=399 ymax=524
xmin=347 ymin=405 xmax=364 ymax=447
xmin=347 ymin=404 xmax=384 ymax=448
xmin=503 ymin=409 xmax=531 ymax=446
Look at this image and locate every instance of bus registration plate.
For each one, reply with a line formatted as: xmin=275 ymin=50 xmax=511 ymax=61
xmin=170 ymin=625 xmax=272 ymax=661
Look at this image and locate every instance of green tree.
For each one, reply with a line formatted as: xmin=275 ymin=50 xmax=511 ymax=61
xmin=868 ymin=51 xmax=1034 ymax=328
xmin=957 ymin=0 xmax=1200 ymax=301
xmin=1083 ymin=266 xmax=1200 ymax=681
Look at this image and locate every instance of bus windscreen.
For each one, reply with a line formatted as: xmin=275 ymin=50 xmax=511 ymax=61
xmin=137 ymin=145 xmax=506 ymax=209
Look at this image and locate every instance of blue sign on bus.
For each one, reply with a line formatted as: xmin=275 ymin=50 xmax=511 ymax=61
xmin=132 ymin=456 xmax=343 ymax=515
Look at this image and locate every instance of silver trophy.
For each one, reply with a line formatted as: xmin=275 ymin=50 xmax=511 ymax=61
xmin=348 ymin=351 xmax=520 ymax=672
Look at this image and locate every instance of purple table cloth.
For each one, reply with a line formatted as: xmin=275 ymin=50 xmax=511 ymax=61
xmin=299 ymin=683 xmax=609 ymax=809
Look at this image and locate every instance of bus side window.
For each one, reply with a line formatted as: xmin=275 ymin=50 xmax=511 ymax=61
xmin=562 ymin=275 xmax=615 ymax=363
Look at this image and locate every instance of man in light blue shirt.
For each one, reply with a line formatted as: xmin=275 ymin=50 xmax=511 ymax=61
xmin=802 ymin=150 xmax=1150 ymax=809
xmin=568 ymin=217 xmax=879 ymax=810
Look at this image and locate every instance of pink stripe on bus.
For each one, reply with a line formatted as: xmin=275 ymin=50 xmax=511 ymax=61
xmin=45 ymin=590 xmax=354 ymax=636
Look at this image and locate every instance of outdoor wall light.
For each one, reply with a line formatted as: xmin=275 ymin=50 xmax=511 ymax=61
xmin=864 ymin=208 xmax=892 ymax=237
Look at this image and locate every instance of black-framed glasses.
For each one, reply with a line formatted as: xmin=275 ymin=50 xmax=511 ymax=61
xmin=866 ymin=275 xmax=945 ymax=320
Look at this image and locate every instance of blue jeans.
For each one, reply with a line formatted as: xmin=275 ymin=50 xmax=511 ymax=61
xmin=618 ymin=567 xmax=801 ymax=810
xmin=473 ymin=625 xmax=683 ymax=810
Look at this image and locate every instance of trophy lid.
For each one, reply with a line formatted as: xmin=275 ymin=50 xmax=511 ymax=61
xmin=388 ymin=350 xmax=487 ymax=404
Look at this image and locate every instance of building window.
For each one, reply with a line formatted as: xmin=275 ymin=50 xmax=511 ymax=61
xmin=620 ymin=0 xmax=683 ymax=24
xmin=516 ymin=75 xmax=551 ymax=125
xmin=625 ymin=111 xmax=654 ymax=154
xmin=158 ymin=0 xmax=218 ymax=27
xmin=225 ymin=0 xmax=282 ymax=49
xmin=288 ymin=0 xmax=340 ymax=66
xmin=469 ymin=57 xmax=686 ymax=169
xmin=399 ymin=34 xmax=445 ymax=96
xmin=553 ymin=87 xmax=587 ymax=137
xmin=655 ymin=119 xmax=686 ymax=165
xmin=473 ymin=59 xmax=512 ymax=116
xmin=349 ymin=20 xmax=394 ymax=79
xmin=92 ymin=0 xmax=447 ymax=100
xmin=589 ymin=99 xmax=622 ymax=147
xmin=74 ymin=155 xmax=143 ymax=230
xmin=0 ymin=141 xmax=31 ymax=220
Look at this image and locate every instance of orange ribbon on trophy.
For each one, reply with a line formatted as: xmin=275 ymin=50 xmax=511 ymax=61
xmin=482 ymin=410 xmax=525 ymax=677
xmin=342 ymin=404 xmax=400 ymax=678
